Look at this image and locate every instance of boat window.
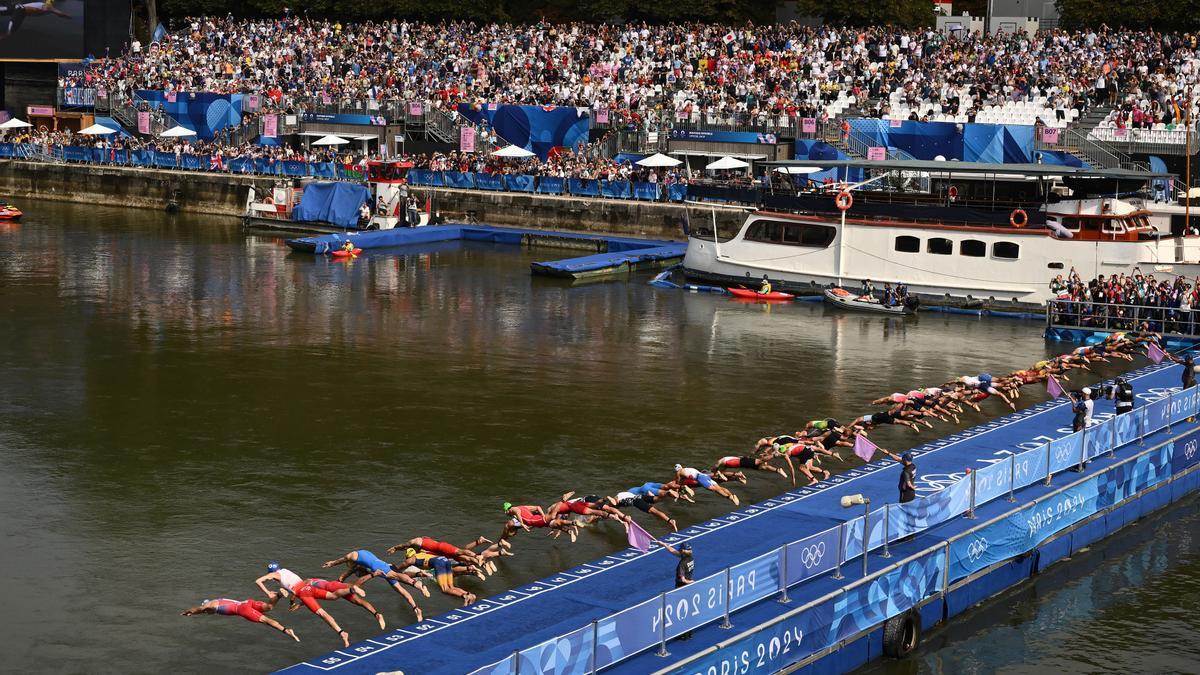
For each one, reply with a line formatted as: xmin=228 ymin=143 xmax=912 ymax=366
xmin=1047 ymin=261 xmax=1064 ymax=269
xmin=927 ymin=237 xmax=953 ymax=255
xmin=744 ymin=219 xmax=836 ymax=248
xmin=1102 ymin=219 xmax=1126 ymax=234
xmin=894 ymin=235 xmax=920 ymax=253
xmin=960 ymin=239 xmax=986 ymax=257
xmin=993 ymin=242 xmax=1020 ymax=259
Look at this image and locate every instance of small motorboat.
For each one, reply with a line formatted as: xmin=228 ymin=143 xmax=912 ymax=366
xmin=331 ymin=248 xmax=363 ymax=258
xmin=728 ymin=287 xmax=795 ymax=301
xmin=823 ymin=287 xmax=917 ymax=315
xmin=0 ymin=204 xmax=23 ymax=221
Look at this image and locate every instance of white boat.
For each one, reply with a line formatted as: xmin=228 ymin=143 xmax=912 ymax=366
xmin=683 ymin=160 xmax=1200 ymax=308
xmin=823 ymin=287 xmax=914 ymax=315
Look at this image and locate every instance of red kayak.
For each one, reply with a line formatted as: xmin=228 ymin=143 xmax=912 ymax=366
xmin=331 ymin=248 xmax=363 ymax=257
xmin=0 ymin=206 xmax=22 ymax=221
xmin=728 ymin=287 xmax=795 ymax=301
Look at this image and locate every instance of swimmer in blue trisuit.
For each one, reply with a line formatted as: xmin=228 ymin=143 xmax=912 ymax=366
xmin=321 ymin=549 xmax=425 ymax=621
xmin=628 ymin=481 xmax=691 ymax=502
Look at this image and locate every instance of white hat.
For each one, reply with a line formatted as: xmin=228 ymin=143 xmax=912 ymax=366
xmin=1082 ymin=387 xmax=1092 ymax=395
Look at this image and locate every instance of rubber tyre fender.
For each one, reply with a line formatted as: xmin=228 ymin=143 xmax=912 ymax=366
xmin=882 ymin=610 xmax=921 ymax=658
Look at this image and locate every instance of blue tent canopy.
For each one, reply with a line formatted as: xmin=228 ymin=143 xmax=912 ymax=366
xmin=292 ymin=182 xmax=369 ymax=228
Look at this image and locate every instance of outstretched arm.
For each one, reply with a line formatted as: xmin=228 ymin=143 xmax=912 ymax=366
xmin=254 ymin=573 xmax=278 ymax=598
xmin=322 ymin=554 xmax=352 ymax=569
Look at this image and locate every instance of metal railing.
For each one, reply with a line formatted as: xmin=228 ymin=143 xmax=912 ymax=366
xmin=1047 ymin=299 xmax=1200 ymax=336
xmin=466 ymin=383 xmax=1197 ymax=675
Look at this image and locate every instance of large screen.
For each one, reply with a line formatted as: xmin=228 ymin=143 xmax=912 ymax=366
xmin=0 ymin=0 xmax=84 ymax=60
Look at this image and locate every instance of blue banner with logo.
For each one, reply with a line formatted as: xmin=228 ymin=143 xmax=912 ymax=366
xmin=537 ymin=177 xmax=564 ymax=194
xmin=0 ymin=143 xmax=12 ymax=158
xmin=182 ymin=155 xmax=204 ymax=170
xmin=130 ymin=150 xmax=153 ymax=167
xmin=667 ymin=184 xmax=688 ymax=202
xmin=600 ymin=180 xmax=632 ymax=199
xmin=593 ymin=596 xmax=659 ymax=670
xmin=831 ymin=548 xmax=943 ymax=641
xmin=569 ymin=178 xmax=600 ymax=197
xmin=784 ymin=526 xmax=840 ymax=585
xmin=1049 ymin=431 xmax=1083 ymax=474
xmin=312 ymin=162 xmax=336 ymax=179
xmin=229 ymin=158 xmax=254 ymax=174
xmin=728 ymin=549 xmax=783 ymax=612
xmin=517 ymin=624 xmax=594 ymax=675
xmin=883 ymin=475 xmax=972 ymax=551
xmin=669 ymin=129 xmax=778 ymax=144
xmin=302 ymin=112 xmax=387 ymax=126
xmin=1145 ymin=396 xmax=1171 ymax=435
xmin=62 ymin=146 xmax=90 ymax=162
xmin=475 ymin=173 xmax=504 ymax=191
xmin=633 ymin=182 xmax=660 ymax=200
xmin=1170 ymin=386 xmax=1200 ymax=424
xmin=1172 ymin=427 xmax=1200 ymax=474
xmin=1013 ymin=444 xmax=1048 ymax=490
xmin=406 ymin=169 xmax=430 ymax=186
xmin=1114 ymin=409 xmax=1141 ymax=446
xmin=154 ymin=151 xmax=177 ymax=169
xmin=973 ymin=459 xmax=1013 ymax=506
xmin=663 ymin=599 xmax=834 ymax=675
xmin=282 ymin=160 xmax=308 ymax=177
xmin=507 ymin=174 xmax=535 ymax=192
xmin=662 ymin=572 xmax=726 ymax=639
xmin=1085 ymin=418 xmax=1114 ymax=460
xmin=444 ymin=172 xmax=475 ymax=189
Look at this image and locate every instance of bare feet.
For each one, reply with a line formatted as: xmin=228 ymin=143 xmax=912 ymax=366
xmin=731 ymin=495 xmax=740 ymax=506
xmin=339 ymin=629 xmax=350 ymax=648
xmin=351 ymin=585 xmax=366 ymax=598
xmin=463 ymin=593 xmax=477 ymax=606
xmin=668 ymin=519 xmax=678 ymax=532
xmin=285 ymin=628 xmax=299 ymax=642
xmin=375 ymin=611 xmax=386 ymax=630
xmin=417 ymin=581 xmax=431 ymax=598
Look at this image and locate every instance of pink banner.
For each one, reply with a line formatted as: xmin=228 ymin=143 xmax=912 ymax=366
xmin=1040 ymin=127 xmax=1060 ymax=144
xmin=408 ymin=101 xmax=423 ymax=116
xmin=801 ymin=117 xmax=816 ymax=133
xmin=459 ymin=126 xmax=476 ymax=153
xmin=596 ymin=107 xmax=609 ymax=124
xmin=27 ymin=105 xmax=55 ymax=116
xmin=889 ymin=118 xmax=904 ymax=128
xmin=247 ymin=94 xmax=260 ymax=111
xmin=262 ymin=114 xmax=278 ymax=138
xmin=166 ymin=91 xmax=177 ymax=103
xmin=866 ymin=146 xmax=887 ymax=161
xmin=137 ymin=111 xmax=151 ymax=134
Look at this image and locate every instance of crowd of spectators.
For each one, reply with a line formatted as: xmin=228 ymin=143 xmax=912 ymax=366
xmin=1050 ymin=268 xmax=1200 ymax=333
xmin=66 ymin=17 xmax=1200 ymax=134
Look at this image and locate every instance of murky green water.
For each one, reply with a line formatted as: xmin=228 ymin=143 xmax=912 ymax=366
xmin=0 ymin=204 xmax=1192 ymax=674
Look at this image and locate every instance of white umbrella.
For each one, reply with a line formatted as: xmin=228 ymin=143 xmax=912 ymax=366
xmin=159 ymin=125 xmax=197 ymax=138
xmin=774 ymin=166 xmax=823 ymax=174
xmin=492 ymin=144 xmax=535 ymax=158
xmin=0 ymin=117 xmax=32 ymax=129
xmin=636 ymin=152 xmax=681 ymax=167
xmin=706 ymin=156 xmax=750 ymax=170
xmin=311 ymin=134 xmax=350 ymax=146
xmin=79 ymin=123 xmax=119 ymax=136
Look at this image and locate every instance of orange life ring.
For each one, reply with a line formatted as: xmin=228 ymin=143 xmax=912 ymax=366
xmin=948 ymin=185 xmax=958 ymax=201
xmin=835 ymin=190 xmax=853 ymax=211
xmin=1010 ymin=209 xmax=1028 ymax=227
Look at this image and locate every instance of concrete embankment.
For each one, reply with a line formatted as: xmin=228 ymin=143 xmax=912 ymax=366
xmin=0 ymin=160 xmax=748 ymax=239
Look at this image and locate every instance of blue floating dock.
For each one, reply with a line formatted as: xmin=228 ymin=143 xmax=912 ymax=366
xmin=278 ymin=357 xmax=1200 ymax=675
xmin=284 ymin=225 xmax=684 ymax=280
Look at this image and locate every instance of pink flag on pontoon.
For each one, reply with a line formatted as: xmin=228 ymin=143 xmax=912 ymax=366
xmin=853 ymin=435 xmax=879 ymax=463
xmin=626 ymin=520 xmax=655 ymax=553
xmin=1147 ymin=341 xmax=1166 ymax=364
xmin=1047 ymin=375 xmax=1064 ymax=398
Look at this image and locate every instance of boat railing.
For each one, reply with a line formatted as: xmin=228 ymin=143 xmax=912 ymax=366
xmin=1046 ymin=298 xmax=1200 ymax=336
xmin=465 ymin=387 xmax=1199 ymax=675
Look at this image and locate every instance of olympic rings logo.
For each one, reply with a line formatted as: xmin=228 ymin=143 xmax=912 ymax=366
xmin=966 ymin=538 xmax=988 ymax=562
xmin=1054 ymin=444 xmax=1073 ymax=462
xmin=799 ymin=541 xmax=826 ymax=568
xmin=1185 ymin=440 xmax=1197 ymax=461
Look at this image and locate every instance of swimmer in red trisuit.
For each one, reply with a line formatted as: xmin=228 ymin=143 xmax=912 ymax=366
xmin=547 ymin=491 xmax=627 ymax=524
xmin=256 ymin=562 xmax=387 ymax=633
xmin=710 ymin=454 xmax=787 ymax=481
xmin=499 ymin=502 xmax=580 ymax=546
xmin=181 ymin=596 xmax=299 ymax=642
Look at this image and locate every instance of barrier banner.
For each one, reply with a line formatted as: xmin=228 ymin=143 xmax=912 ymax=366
xmin=662 ymin=572 xmax=727 ymax=639
xmin=91 ymin=148 xmax=106 ymax=163
xmin=1085 ymin=418 xmax=1114 ymax=461
xmin=972 ymin=458 xmax=1013 ymax=505
xmin=282 ymin=160 xmax=307 ymax=177
xmin=728 ymin=549 xmax=783 ymax=612
xmin=1108 ymin=444 xmax=1173 ymax=506
xmin=131 ymin=150 xmax=154 ymax=167
xmin=1113 ymin=409 xmax=1140 ymax=447
xmin=785 ymin=526 xmax=840 ymax=585
xmin=842 ymin=506 xmax=887 ymax=560
xmin=406 ymin=169 xmax=430 ymax=186
xmin=569 ymin=178 xmax=600 ymax=197
xmin=444 ymin=171 xmax=475 ymax=189
xmin=460 ymin=126 xmax=476 ymax=153
xmin=592 ymin=596 xmax=660 ymax=670
xmin=1048 ymin=432 xmax=1083 ymax=474
xmin=263 ymin=114 xmax=278 ymax=138
xmin=155 ymin=151 xmax=177 ymax=169
xmin=62 ymin=146 xmax=89 ymax=162
xmin=883 ymin=475 xmax=972 ymax=553
xmin=666 ymin=184 xmax=688 ymax=202
xmin=801 ymin=117 xmax=817 ymax=133
xmin=111 ymin=149 xmax=128 ymax=165
xmin=137 ymin=111 xmax=151 ymax=134
xmin=228 ymin=158 xmax=254 ymax=174
xmin=600 ymin=180 xmax=632 ymax=199
xmin=1144 ymin=396 xmax=1171 ymax=436
xmin=182 ymin=155 xmax=203 ymax=170
xmin=475 ymin=173 xmax=504 ymax=191
xmin=517 ymin=624 xmax=594 ymax=675
xmin=1013 ymin=444 xmax=1049 ymax=490
xmin=1170 ymin=386 xmax=1200 ymax=424
xmin=1171 ymin=427 xmax=1200 ymax=474
xmin=831 ymin=548 xmax=943 ymax=642
xmin=536 ymin=177 xmax=564 ymax=194
xmin=312 ymin=162 xmax=336 ymax=178
xmin=632 ymin=182 xmax=659 ymax=200
xmin=507 ymin=174 xmax=535 ymax=192
xmin=0 ymin=143 xmax=12 ymax=158
xmin=663 ymin=599 xmax=836 ymax=675
xmin=466 ymin=657 xmax=514 ymax=675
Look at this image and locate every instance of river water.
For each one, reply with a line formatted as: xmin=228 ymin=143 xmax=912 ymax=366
xmin=0 ymin=204 xmax=1194 ymax=674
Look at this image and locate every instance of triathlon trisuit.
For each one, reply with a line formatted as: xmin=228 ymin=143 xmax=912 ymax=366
xmin=277 ymin=568 xmax=304 ymax=593
xmin=718 ymin=456 xmax=757 ymax=469
xmin=513 ymin=505 xmax=548 ymax=528
xmin=614 ymin=491 xmax=653 ymax=512
xmin=629 ymin=482 xmax=663 ymax=498
xmin=214 ymin=598 xmax=268 ymax=622
xmin=419 ymin=538 xmax=459 ymax=557
xmin=786 ymin=445 xmax=816 ymax=463
xmin=679 ymin=468 xmax=714 ymax=489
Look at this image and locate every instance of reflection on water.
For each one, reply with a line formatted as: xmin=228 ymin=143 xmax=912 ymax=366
xmin=0 ymin=203 xmax=1130 ymax=673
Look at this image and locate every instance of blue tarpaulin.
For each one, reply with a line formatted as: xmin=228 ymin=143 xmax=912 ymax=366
xmin=456 ymin=104 xmax=590 ymax=160
xmin=849 ymin=119 xmax=1035 ymax=164
xmin=292 ymin=182 xmax=370 ymax=228
xmin=1036 ymin=150 xmax=1088 ymax=168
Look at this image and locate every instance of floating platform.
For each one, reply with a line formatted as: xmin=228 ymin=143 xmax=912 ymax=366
xmin=279 ymin=357 xmax=1200 ymax=675
xmin=284 ymin=225 xmax=683 ymax=280
xmin=1045 ymin=325 xmax=1200 ymax=349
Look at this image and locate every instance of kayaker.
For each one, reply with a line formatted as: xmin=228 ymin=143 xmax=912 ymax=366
xmin=758 ymin=275 xmax=772 ymax=295
xmin=181 ymin=596 xmax=299 ymax=642
xmin=340 ymin=240 xmax=355 ymax=253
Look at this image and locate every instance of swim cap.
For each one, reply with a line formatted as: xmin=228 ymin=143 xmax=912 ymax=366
xmin=503 ymin=502 xmax=513 ymax=512
xmin=201 ymin=598 xmax=211 ymax=605
xmin=674 ymin=463 xmax=683 ymax=471
xmin=267 ymin=561 xmax=279 ymax=572
xmin=405 ymin=548 xmax=417 ymax=558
